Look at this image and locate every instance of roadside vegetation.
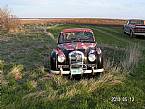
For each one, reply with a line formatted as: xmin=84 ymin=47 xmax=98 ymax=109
xmin=1 ymin=23 xmax=145 ymax=109
xmin=0 ymin=7 xmax=21 ymax=34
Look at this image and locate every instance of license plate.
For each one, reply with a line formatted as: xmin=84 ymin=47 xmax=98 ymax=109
xmin=70 ymin=68 xmax=82 ymax=75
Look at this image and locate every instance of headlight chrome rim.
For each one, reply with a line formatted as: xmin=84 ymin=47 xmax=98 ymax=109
xmin=58 ymin=55 xmax=65 ymax=63
xmin=88 ymin=54 xmax=96 ymax=62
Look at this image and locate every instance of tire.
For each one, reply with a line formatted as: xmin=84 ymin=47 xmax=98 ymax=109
xmin=130 ymin=30 xmax=135 ymax=38
xmin=94 ymin=55 xmax=103 ymax=78
xmin=50 ymin=52 xmax=59 ymax=71
xmin=97 ymin=55 xmax=103 ymax=69
xmin=44 ymin=55 xmax=49 ymax=71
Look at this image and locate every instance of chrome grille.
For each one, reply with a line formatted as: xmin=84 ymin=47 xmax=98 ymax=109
xmin=69 ymin=51 xmax=84 ymax=68
xmin=135 ymin=28 xmax=145 ymax=33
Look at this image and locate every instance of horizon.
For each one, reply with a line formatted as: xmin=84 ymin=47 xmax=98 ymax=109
xmin=13 ymin=17 xmax=145 ymax=20
xmin=0 ymin=0 xmax=145 ymax=19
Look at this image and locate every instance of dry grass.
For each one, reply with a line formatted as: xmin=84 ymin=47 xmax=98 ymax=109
xmin=8 ymin=65 xmax=24 ymax=80
xmin=20 ymin=18 xmax=127 ymax=26
xmin=0 ymin=60 xmax=4 ymax=72
xmin=0 ymin=7 xmax=20 ymax=32
xmin=0 ymin=60 xmax=4 ymax=84
xmin=22 ymin=69 xmax=125 ymax=103
xmin=121 ymin=44 xmax=141 ymax=71
xmin=104 ymin=43 xmax=141 ymax=73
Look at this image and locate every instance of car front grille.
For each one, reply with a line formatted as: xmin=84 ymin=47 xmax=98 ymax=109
xmin=69 ymin=51 xmax=84 ymax=68
xmin=134 ymin=28 xmax=145 ymax=33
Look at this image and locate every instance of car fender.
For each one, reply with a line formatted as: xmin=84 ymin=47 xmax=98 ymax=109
xmin=50 ymin=50 xmax=58 ymax=70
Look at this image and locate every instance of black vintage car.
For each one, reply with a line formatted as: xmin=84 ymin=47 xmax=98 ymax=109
xmin=45 ymin=28 xmax=104 ymax=76
xmin=123 ymin=19 xmax=145 ymax=37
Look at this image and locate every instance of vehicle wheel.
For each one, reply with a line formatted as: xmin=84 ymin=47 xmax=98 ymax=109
xmin=50 ymin=55 xmax=59 ymax=71
xmin=130 ymin=31 xmax=135 ymax=38
xmin=50 ymin=58 xmax=56 ymax=70
xmin=44 ymin=55 xmax=49 ymax=71
xmin=97 ymin=56 xmax=103 ymax=69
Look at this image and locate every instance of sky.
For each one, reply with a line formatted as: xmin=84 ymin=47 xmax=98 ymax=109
xmin=0 ymin=0 xmax=145 ymax=19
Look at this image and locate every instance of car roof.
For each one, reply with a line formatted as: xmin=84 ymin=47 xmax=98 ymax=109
xmin=62 ymin=28 xmax=93 ymax=33
xmin=129 ymin=19 xmax=144 ymax=21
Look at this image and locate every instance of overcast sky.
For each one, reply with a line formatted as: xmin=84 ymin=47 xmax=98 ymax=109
xmin=0 ymin=0 xmax=145 ymax=19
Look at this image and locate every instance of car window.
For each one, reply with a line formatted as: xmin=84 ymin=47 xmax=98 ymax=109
xmin=129 ymin=20 xmax=144 ymax=25
xmin=64 ymin=32 xmax=94 ymax=43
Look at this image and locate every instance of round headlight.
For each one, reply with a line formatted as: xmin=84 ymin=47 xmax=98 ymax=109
xmin=58 ymin=55 xmax=65 ymax=63
xmin=88 ymin=54 xmax=96 ymax=62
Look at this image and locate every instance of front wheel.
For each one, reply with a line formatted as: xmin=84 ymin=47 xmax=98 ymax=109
xmin=130 ymin=31 xmax=135 ymax=38
xmin=97 ymin=55 xmax=103 ymax=69
xmin=44 ymin=55 xmax=49 ymax=71
xmin=50 ymin=53 xmax=60 ymax=74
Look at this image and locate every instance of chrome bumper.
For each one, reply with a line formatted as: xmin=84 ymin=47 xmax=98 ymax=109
xmin=50 ymin=68 xmax=104 ymax=75
xmin=134 ymin=33 xmax=145 ymax=36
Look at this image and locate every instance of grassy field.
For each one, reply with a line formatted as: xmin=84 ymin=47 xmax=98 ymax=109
xmin=1 ymin=24 xmax=145 ymax=109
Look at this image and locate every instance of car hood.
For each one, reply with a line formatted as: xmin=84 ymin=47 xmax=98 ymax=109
xmin=58 ymin=42 xmax=96 ymax=51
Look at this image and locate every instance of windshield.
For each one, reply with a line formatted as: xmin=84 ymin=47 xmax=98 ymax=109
xmin=129 ymin=20 xmax=144 ymax=25
xmin=63 ymin=32 xmax=95 ymax=43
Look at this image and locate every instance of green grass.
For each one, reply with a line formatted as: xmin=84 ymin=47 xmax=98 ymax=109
xmin=1 ymin=24 xmax=145 ymax=109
